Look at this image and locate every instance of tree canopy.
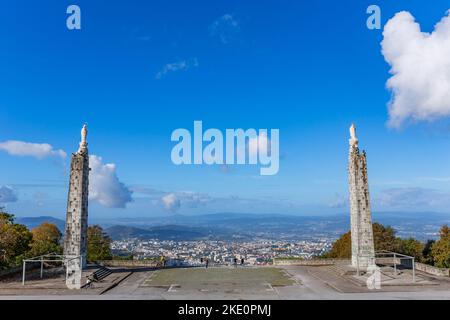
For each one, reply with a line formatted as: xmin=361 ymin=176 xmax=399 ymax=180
xmin=0 ymin=210 xmax=33 ymax=269
xmin=325 ymin=222 xmax=450 ymax=270
xmin=87 ymin=225 xmax=112 ymax=262
xmin=396 ymin=238 xmax=424 ymax=261
xmin=28 ymin=222 xmax=62 ymax=257
xmin=324 ymin=231 xmax=351 ymax=259
xmin=372 ymin=223 xmax=397 ymax=252
xmin=431 ymin=225 xmax=450 ymax=268
xmin=0 ymin=208 xmax=65 ymax=269
xmin=325 ymin=223 xmax=398 ymax=259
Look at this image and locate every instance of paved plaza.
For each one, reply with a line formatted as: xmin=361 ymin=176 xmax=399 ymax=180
xmin=142 ymin=267 xmax=295 ymax=288
xmin=2 ymin=265 xmax=450 ymax=300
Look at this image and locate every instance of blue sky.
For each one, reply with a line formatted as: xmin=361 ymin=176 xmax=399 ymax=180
xmin=1 ymin=1 xmax=450 ymax=218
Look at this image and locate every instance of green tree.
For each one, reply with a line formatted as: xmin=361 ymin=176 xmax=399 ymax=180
xmin=326 ymin=223 xmax=400 ymax=258
xmin=87 ymin=225 xmax=112 ymax=262
xmin=422 ymin=239 xmax=436 ymax=265
xmin=396 ymin=238 xmax=424 ymax=261
xmin=431 ymin=225 xmax=450 ymax=268
xmin=28 ymin=222 xmax=62 ymax=257
xmin=372 ymin=223 xmax=397 ymax=252
xmin=0 ymin=209 xmax=32 ymax=269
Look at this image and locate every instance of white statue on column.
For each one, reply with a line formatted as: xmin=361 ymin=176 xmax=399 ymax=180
xmin=349 ymin=123 xmax=358 ymax=147
xmin=78 ymin=124 xmax=88 ymax=152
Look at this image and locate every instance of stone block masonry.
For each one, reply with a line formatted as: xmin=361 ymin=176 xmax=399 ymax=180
xmin=63 ymin=125 xmax=89 ymax=289
xmin=415 ymin=262 xmax=450 ymax=277
xmin=272 ymin=259 xmax=350 ymax=266
xmin=348 ymin=124 xmax=375 ymax=270
xmin=97 ymin=260 xmax=161 ymax=268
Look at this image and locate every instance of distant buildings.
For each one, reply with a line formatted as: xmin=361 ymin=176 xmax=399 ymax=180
xmin=110 ymin=239 xmax=332 ymax=265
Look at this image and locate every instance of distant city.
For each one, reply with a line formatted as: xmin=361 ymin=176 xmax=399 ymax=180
xmin=111 ymin=239 xmax=331 ymax=266
xmin=15 ymin=211 xmax=450 ymax=267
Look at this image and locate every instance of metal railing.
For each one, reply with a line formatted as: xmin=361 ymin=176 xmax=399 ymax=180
xmin=22 ymin=253 xmax=81 ymax=285
xmin=375 ymin=250 xmax=415 ymax=283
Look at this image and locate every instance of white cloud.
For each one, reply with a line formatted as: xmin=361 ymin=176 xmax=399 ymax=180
xmin=375 ymin=187 xmax=450 ymax=208
xmin=0 ymin=186 xmax=18 ymax=203
xmin=155 ymin=58 xmax=198 ymax=79
xmin=161 ymin=191 xmax=210 ymax=212
xmin=0 ymin=140 xmax=66 ymax=159
xmin=210 ymin=14 xmax=240 ymax=44
xmin=161 ymin=193 xmax=181 ymax=212
xmin=381 ymin=11 xmax=450 ymax=127
xmin=89 ymin=155 xmax=133 ymax=208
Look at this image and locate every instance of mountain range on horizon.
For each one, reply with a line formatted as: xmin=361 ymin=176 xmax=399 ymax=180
xmin=15 ymin=211 xmax=450 ymax=242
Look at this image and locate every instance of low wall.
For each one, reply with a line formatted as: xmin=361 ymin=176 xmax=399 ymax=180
xmin=0 ymin=266 xmax=23 ymax=279
xmin=415 ymin=262 xmax=450 ymax=277
xmin=1 ymin=262 xmax=64 ymax=280
xmin=97 ymin=260 xmax=161 ymax=268
xmin=272 ymin=258 xmax=449 ymax=277
xmin=272 ymin=259 xmax=349 ymax=266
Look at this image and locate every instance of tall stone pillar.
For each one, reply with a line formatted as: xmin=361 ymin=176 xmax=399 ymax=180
xmin=64 ymin=125 xmax=89 ymax=289
xmin=348 ymin=124 xmax=375 ymax=270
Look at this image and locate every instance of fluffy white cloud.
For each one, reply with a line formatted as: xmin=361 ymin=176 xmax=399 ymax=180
xmin=0 ymin=140 xmax=66 ymax=159
xmin=161 ymin=191 xmax=210 ymax=212
xmin=155 ymin=58 xmax=198 ymax=79
xmin=161 ymin=193 xmax=181 ymax=212
xmin=381 ymin=11 xmax=450 ymax=127
xmin=89 ymin=155 xmax=133 ymax=208
xmin=0 ymin=186 xmax=18 ymax=203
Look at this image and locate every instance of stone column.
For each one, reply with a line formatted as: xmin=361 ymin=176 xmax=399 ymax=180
xmin=348 ymin=124 xmax=375 ymax=270
xmin=63 ymin=125 xmax=89 ymax=289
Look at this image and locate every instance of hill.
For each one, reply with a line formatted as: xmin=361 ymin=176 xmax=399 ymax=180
xmin=16 ymin=216 xmax=65 ymax=232
xmin=105 ymin=224 xmax=226 ymax=241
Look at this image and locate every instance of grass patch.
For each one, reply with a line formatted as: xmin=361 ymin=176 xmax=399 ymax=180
xmin=142 ymin=267 xmax=295 ymax=288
